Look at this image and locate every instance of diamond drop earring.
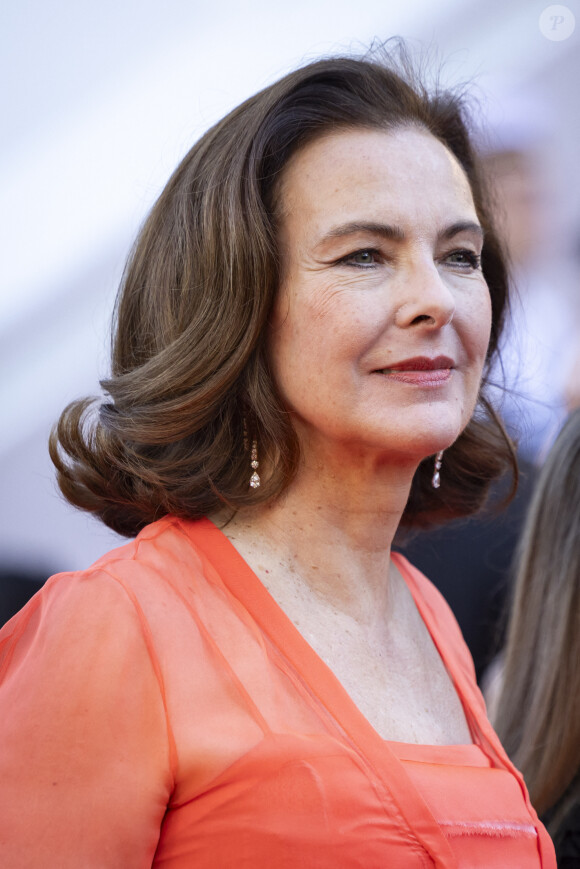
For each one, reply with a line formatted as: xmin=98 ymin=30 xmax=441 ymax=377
xmin=432 ymin=450 xmax=443 ymax=489
xmin=249 ymin=439 xmax=261 ymax=489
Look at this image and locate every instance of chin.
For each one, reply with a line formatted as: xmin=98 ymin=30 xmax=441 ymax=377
xmin=371 ymin=410 xmax=468 ymax=456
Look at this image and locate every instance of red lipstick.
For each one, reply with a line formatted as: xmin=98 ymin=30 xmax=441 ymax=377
xmin=375 ymin=356 xmax=454 ymax=386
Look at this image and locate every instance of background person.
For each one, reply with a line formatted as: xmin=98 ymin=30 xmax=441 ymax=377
xmin=0 ymin=50 xmax=555 ymax=867
xmin=492 ymin=408 xmax=580 ymax=867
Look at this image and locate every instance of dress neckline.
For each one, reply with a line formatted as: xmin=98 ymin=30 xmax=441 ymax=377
xmin=174 ymin=516 xmax=542 ymax=867
xmin=184 ymin=517 xmax=482 ymax=750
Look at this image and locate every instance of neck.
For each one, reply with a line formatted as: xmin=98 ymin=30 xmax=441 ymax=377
xmin=219 ymin=443 xmax=419 ymax=623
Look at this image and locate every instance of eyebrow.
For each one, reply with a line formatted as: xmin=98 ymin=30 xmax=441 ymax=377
xmin=322 ymin=221 xmax=406 ymax=242
xmin=318 ymin=219 xmax=485 ymax=245
xmin=440 ymin=220 xmax=485 ymax=242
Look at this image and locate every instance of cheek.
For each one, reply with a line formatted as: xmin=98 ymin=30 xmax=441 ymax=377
xmin=269 ymin=282 xmax=349 ymax=371
xmin=464 ymin=288 xmax=493 ymax=364
xmin=268 ymin=293 xmax=319 ymax=400
xmin=480 ymin=293 xmax=493 ymax=357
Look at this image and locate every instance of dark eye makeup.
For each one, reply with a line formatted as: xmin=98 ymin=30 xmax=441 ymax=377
xmin=443 ymin=249 xmax=482 ymax=270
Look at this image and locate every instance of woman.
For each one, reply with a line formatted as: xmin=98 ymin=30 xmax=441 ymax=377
xmin=0 ymin=50 xmax=555 ymax=866
xmin=493 ymin=408 xmax=580 ymax=867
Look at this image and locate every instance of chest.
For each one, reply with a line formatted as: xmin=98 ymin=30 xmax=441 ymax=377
xmin=294 ymin=601 xmax=473 ymax=744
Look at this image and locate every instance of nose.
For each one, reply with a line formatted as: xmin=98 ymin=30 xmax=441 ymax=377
xmin=394 ymin=261 xmax=455 ymax=330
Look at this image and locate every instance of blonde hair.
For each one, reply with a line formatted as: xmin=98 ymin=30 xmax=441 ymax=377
xmin=493 ymin=408 xmax=580 ymax=832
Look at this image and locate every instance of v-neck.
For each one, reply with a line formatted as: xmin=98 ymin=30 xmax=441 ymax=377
xmin=167 ymin=516 xmax=549 ymax=866
xmin=189 ymin=518 xmax=478 ymax=746
xmin=181 ymin=517 xmax=480 ymax=866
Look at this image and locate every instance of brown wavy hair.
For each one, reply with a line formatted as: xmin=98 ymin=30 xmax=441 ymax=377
xmin=493 ymin=408 xmax=580 ymax=836
xmin=50 ymin=44 xmax=515 ymax=537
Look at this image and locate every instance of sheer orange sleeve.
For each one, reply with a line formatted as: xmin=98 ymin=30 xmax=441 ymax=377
xmin=0 ymin=570 xmax=173 ymax=867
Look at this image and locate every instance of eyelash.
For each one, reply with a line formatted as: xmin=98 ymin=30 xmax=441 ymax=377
xmin=336 ymin=247 xmax=482 ymax=271
xmin=336 ymin=248 xmax=382 ymax=269
xmin=444 ymin=250 xmax=482 ymax=270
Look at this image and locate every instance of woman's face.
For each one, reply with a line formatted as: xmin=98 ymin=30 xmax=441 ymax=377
xmin=269 ymin=126 xmax=492 ymax=464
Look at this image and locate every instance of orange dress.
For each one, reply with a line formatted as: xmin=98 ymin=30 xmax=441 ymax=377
xmin=0 ymin=516 xmax=555 ymax=867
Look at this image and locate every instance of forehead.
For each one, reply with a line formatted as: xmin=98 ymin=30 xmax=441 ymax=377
xmin=276 ymin=126 xmax=478 ymax=230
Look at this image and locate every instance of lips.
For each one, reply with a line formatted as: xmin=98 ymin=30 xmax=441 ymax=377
xmin=374 ymin=355 xmax=454 ymax=385
xmin=376 ymin=355 xmax=455 ymax=373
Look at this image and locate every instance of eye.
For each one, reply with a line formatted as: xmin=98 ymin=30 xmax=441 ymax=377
xmin=444 ymin=249 xmax=482 ymax=270
xmin=338 ymin=248 xmax=381 ymax=268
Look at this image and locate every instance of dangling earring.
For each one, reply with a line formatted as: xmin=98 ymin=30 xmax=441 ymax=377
xmin=431 ymin=450 xmax=443 ymax=489
xmin=249 ymin=439 xmax=261 ymax=489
